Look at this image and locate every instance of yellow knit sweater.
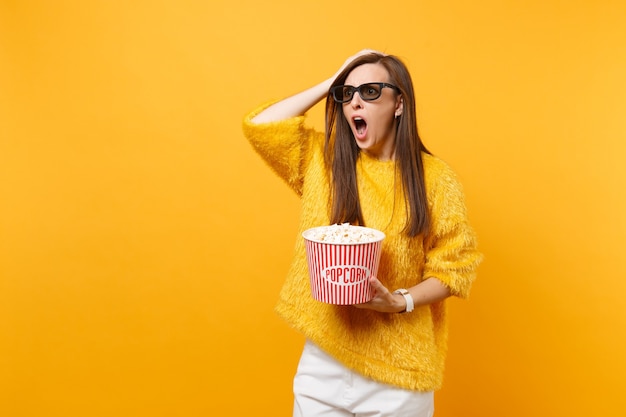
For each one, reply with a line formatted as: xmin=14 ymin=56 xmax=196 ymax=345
xmin=242 ymin=103 xmax=483 ymax=391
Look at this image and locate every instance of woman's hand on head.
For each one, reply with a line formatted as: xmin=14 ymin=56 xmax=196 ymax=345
xmin=353 ymin=275 xmax=406 ymax=313
xmin=250 ymin=49 xmax=385 ymax=125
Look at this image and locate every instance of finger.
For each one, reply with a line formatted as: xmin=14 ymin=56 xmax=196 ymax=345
xmin=368 ymin=276 xmax=388 ymax=294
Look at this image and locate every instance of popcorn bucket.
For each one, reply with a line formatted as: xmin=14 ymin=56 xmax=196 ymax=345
xmin=302 ymin=225 xmax=385 ymax=305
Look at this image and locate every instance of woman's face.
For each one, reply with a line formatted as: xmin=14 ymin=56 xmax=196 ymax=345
xmin=342 ymin=63 xmax=403 ymax=161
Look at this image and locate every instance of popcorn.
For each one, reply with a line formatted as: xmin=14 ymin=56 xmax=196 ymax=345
xmin=302 ymin=224 xmax=385 ymax=304
xmin=306 ymin=223 xmax=382 ymax=244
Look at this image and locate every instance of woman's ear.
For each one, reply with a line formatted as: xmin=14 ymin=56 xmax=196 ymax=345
xmin=395 ymin=97 xmax=404 ymax=117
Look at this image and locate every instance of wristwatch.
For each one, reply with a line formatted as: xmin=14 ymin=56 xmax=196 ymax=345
xmin=393 ymin=288 xmax=414 ymax=313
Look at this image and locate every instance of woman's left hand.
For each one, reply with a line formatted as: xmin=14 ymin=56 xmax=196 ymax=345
xmin=353 ymin=276 xmax=406 ymax=313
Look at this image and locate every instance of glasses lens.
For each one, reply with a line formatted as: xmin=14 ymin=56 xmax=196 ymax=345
xmin=340 ymin=86 xmax=355 ymax=102
xmin=359 ymin=83 xmax=382 ymax=101
xmin=331 ymin=86 xmax=350 ymax=103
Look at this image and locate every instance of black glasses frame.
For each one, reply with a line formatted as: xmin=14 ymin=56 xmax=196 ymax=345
xmin=330 ymin=82 xmax=400 ymax=103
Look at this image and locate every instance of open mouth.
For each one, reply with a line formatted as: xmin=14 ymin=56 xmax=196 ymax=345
xmin=353 ymin=117 xmax=367 ymax=136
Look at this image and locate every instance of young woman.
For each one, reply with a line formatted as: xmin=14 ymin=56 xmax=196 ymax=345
xmin=242 ymin=50 xmax=482 ymax=417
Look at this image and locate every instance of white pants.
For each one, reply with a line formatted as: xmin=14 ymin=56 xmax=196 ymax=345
xmin=293 ymin=340 xmax=434 ymax=417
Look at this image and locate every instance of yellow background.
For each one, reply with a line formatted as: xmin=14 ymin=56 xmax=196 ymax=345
xmin=1 ymin=1 xmax=625 ymax=416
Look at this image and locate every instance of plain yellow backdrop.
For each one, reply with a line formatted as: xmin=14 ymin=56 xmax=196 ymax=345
xmin=1 ymin=0 xmax=625 ymax=416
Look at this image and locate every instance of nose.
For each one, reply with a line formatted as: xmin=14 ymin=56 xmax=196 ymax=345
xmin=349 ymin=92 xmax=364 ymax=108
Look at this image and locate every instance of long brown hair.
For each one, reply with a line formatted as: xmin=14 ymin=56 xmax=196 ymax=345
xmin=324 ymin=53 xmax=431 ymax=237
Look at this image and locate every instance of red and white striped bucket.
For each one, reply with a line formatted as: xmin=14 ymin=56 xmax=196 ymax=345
xmin=302 ymin=225 xmax=385 ymax=305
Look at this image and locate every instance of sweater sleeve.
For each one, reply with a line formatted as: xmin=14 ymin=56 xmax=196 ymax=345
xmin=241 ymin=102 xmax=323 ymax=197
xmin=422 ymin=156 xmax=483 ymax=299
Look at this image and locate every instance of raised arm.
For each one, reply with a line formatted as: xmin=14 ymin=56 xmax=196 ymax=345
xmin=249 ymin=79 xmax=331 ymax=124
xmin=250 ymin=49 xmax=382 ymax=124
